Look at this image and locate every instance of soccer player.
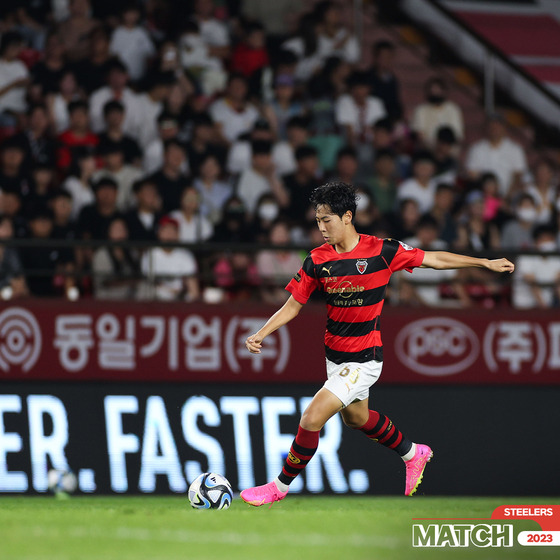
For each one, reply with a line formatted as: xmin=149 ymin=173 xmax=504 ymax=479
xmin=240 ymin=182 xmax=515 ymax=507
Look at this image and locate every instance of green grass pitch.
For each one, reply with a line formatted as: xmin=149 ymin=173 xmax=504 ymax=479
xmin=0 ymin=496 xmax=557 ymax=560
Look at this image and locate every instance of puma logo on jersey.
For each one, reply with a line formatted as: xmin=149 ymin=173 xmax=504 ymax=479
xmin=322 ymin=265 xmax=333 ymax=275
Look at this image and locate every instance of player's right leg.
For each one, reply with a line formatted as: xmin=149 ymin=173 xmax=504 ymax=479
xmin=240 ymin=388 xmax=343 ymax=507
xmin=341 ymin=400 xmax=433 ymax=496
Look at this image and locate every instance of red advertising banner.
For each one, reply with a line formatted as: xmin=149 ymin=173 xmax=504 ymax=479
xmin=0 ymin=301 xmax=558 ymax=384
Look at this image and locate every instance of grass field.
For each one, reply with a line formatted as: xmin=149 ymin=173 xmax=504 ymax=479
xmin=0 ymin=495 xmax=557 ymax=560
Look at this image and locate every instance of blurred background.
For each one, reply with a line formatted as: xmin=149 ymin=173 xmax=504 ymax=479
xmin=0 ymin=0 xmax=558 ymax=498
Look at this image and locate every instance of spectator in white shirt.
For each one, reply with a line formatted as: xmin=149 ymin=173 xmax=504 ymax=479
xmin=143 ymin=112 xmax=181 ymax=175
xmin=397 ymin=150 xmax=438 ymax=214
xmin=192 ymin=0 xmax=231 ymax=60
xmin=236 ymin=140 xmax=289 ymax=217
xmin=178 ymin=21 xmax=226 ymax=96
xmin=335 ymin=71 xmax=387 ymax=147
xmin=193 ymin=153 xmax=232 ymax=225
xmin=227 ymin=118 xmax=297 ymax=175
xmin=465 ymin=113 xmax=528 ymax=198
xmin=210 ymin=73 xmax=259 ymax=145
xmin=92 ymin=141 xmax=143 ymax=211
xmin=399 ymin=216 xmax=465 ymax=308
xmin=109 ymin=3 xmax=156 ymax=82
xmin=133 ymin=71 xmax=175 ymax=150
xmin=282 ymin=13 xmax=324 ymax=82
xmin=411 ymin=78 xmax=464 ymax=147
xmin=314 ymin=1 xmax=360 ymax=65
xmin=62 ymin=146 xmax=96 ymax=220
xmin=0 ymin=32 xmax=30 ymax=125
xmin=89 ymin=59 xmax=140 ymax=136
xmin=513 ymin=225 xmax=560 ymax=309
xmin=524 ymin=158 xmax=558 ymax=225
xmin=140 ymin=216 xmax=200 ymax=301
xmin=169 ymin=185 xmax=214 ymax=243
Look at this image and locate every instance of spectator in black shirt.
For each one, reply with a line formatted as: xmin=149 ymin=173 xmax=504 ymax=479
xmin=186 ymin=113 xmax=226 ymax=177
xmin=20 ymin=205 xmax=76 ymax=297
xmin=148 ymin=139 xmax=189 ymax=213
xmin=283 ymin=145 xmax=321 ymax=224
xmin=0 ymin=189 xmax=28 ymax=238
xmin=24 ymin=163 xmax=57 ymax=215
xmin=30 ymin=32 xmax=68 ymax=98
xmin=14 ymin=104 xmax=57 ymax=169
xmin=0 ymin=215 xmax=27 ymax=300
xmin=367 ymin=40 xmax=403 ymax=123
xmin=125 ymin=178 xmax=162 ymax=241
xmin=71 ymin=26 xmax=115 ymax=94
xmin=78 ymin=177 xmax=122 ymax=240
xmin=212 ymin=196 xmax=251 ymax=243
xmin=50 ymin=189 xmax=78 ymax=242
xmin=0 ymin=136 xmax=31 ymax=196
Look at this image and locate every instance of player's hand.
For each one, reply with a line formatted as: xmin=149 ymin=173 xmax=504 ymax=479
xmin=486 ymin=258 xmax=515 ymax=273
xmin=246 ymin=333 xmax=263 ymax=354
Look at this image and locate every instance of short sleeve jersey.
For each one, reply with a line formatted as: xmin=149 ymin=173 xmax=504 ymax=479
xmin=286 ymin=235 xmax=424 ymax=364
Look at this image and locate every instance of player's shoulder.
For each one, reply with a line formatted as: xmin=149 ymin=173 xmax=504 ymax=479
xmin=309 ymin=242 xmax=334 ymax=263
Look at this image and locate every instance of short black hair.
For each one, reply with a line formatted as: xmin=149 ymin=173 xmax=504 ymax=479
xmin=416 ymin=215 xmax=439 ymax=231
xmin=435 ymin=182 xmax=454 ymax=194
xmin=286 ymin=115 xmax=310 ymax=130
xmin=49 ymin=188 xmax=73 ymax=201
xmin=106 ymin=58 xmax=128 ymax=75
xmin=163 ymin=138 xmax=185 ymax=152
xmin=0 ymin=31 xmax=24 ymax=55
xmin=347 ymin=70 xmax=371 ymax=89
xmin=374 ymin=147 xmax=395 ymax=161
xmin=103 ymin=100 xmax=125 ymax=117
xmin=93 ymin=177 xmax=118 ymax=192
xmin=309 ymin=182 xmax=358 ymax=221
xmin=295 ymin=145 xmax=318 ymax=161
xmin=132 ymin=178 xmax=157 ymax=194
xmin=337 ymin=146 xmax=358 ymax=161
xmin=68 ymin=100 xmax=89 ymax=114
xmin=533 ymin=224 xmax=557 ymax=241
xmin=252 ymin=140 xmax=272 ymax=156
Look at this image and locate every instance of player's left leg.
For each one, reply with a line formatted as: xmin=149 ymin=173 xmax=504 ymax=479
xmin=240 ymin=388 xmax=343 ymax=507
xmin=341 ymin=399 xmax=433 ymax=496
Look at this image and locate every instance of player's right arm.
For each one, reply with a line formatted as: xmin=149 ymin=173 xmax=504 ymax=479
xmin=246 ymin=295 xmax=304 ymax=354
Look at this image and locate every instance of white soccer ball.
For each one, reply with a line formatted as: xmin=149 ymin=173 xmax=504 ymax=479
xmin=47 ymin=469 xmax=78 ymax=495
xmin=188 ymin=472 xmax=233 ymax=510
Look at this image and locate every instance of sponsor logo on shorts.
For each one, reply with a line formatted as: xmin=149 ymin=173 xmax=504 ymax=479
xmin=293 ymin=273 xmax=301 ymax=282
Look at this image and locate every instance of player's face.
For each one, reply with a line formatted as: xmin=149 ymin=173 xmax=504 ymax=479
xmin=315 ymin=205 xmax=349 ymax=245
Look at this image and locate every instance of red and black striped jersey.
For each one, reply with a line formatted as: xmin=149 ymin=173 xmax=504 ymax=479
xmin=286 ymin=235 xmax=425 ymax=364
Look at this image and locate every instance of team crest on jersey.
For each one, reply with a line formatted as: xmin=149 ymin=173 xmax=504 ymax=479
xmin=398 ymin=240 xmax=413 ymax=251
xmin=356 ymin=259 xmax=368 ymax=274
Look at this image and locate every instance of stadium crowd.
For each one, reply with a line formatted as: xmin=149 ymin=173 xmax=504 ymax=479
xmin=0 ymin=0 xmax=559 ymax=308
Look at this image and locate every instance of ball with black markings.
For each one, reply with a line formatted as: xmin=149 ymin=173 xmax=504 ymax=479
xmin=188 ymin=473 xmax=233 ymax=510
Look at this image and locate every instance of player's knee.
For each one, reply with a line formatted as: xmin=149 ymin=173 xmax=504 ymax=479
xmin=300 ymin=409 xmax=325 ymax=431
xmin=342 ymin=414 xmax=366 ymax=429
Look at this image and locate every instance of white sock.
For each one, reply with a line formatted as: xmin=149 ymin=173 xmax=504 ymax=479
xmin=401 ymin=442 xmax=417 ymax=462
xmin=274 ymin=477 xmax=289 ymax=493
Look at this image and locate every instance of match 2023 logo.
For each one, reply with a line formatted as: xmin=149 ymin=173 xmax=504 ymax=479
xmin=412 ymin=505 xmax=560 ymax=548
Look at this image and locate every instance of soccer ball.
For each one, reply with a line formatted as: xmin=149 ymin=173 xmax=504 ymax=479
xmin=47 ymin=469 xmax=78 ymax=495
xmin=188 ymin=473 xmax=233 ymax=510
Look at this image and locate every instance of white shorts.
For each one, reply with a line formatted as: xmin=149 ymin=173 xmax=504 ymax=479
xmin=323 ymin=359 xmax=383 ymax=408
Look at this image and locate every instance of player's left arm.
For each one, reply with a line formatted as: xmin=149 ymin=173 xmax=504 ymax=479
xmin=420 ymin=251 xmax=515 ymax=273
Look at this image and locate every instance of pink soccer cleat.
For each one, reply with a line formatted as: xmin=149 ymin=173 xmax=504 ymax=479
xmin=240 ymin=481 xmax=289 ymax=507
xmin=404 ymin=444 xmax=433 ymax=496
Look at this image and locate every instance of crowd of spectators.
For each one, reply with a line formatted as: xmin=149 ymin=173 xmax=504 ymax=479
xmin=0 ymin=0 xmax=559 ymax=308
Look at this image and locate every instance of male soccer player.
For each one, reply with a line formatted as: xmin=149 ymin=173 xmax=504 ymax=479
xmin=240 ymin=182 xmax=515 ymax=506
